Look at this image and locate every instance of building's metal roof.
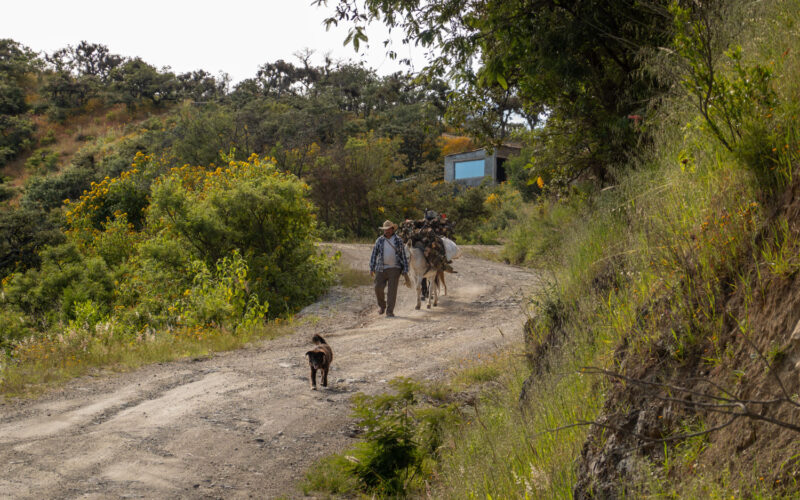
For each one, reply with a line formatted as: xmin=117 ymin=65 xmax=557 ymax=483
xmin=443 ymin=144 xmax=522 ymax=159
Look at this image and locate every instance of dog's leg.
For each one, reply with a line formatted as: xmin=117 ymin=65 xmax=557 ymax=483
xmin=321 ymin=367 xmax=328 ymax=387
xmin=310 ymin=367 xmax=317 ymax=390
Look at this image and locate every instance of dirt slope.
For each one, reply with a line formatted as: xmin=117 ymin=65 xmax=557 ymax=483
xmin=0 ymin=244 xmax=539 ymax=499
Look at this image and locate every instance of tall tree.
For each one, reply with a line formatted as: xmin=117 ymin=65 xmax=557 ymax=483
xmin=318 ymin=0 xmax=674 ymax=181
xmin=0 ymin=40 xmax=39 ymax=164
xmin=109 ymin=58 xmax=177 ymax=107
xmin=47 ymin=41 xmax=123 ymax=81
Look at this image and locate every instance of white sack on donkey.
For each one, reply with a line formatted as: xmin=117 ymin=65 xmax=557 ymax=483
xmin=436 ymin=237 xmax=460 ymax=296
xmin=442 ymin=237 xmax=461 ymax=261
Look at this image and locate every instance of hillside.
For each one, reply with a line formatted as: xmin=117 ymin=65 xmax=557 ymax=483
xmin=3 ymin=0 xmax=800 ymax=498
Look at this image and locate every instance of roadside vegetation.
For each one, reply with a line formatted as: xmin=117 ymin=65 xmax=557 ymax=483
xmin=301 ymin=0 xmax=800 ymax=498
xmin=0 ymin=152 xmax=332 ymax=395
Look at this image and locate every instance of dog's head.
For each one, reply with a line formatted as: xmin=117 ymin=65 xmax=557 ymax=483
xmin=306 ymin=350 xmax=326 ymax=369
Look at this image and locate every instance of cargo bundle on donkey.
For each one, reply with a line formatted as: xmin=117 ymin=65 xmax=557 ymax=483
xmin=398 ymin=210 xmax=459 ymax=309
xmin=398 ymin=210 xmax=455 ymax=273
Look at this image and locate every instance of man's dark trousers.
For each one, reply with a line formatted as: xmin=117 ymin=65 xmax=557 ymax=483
xmin=374 ymin=267 xmax=402 ymax=315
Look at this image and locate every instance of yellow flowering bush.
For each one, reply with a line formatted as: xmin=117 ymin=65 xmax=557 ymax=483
xmin=148 ymin=153 xmax=334 ymax=316
xmin=65 ymin=152 xmax=172 ymax=236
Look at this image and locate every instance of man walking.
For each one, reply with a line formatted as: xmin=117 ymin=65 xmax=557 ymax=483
xmin=369 ymin=220 xmax=409 ymax=317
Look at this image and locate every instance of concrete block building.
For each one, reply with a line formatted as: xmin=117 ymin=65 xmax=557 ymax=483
xmin=443 ymin=145 xmax=521 ymax=186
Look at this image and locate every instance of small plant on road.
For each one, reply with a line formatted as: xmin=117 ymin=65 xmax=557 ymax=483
xmin=303 ymin=377 xmax=458 ymax=496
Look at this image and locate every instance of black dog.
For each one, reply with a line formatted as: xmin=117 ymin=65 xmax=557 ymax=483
xmin=305 ymin=334 xmax=333 ymax=390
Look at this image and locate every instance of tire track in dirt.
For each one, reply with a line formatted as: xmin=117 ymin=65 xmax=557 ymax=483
xmin=0 ymin=244 xmax=540 ymax=499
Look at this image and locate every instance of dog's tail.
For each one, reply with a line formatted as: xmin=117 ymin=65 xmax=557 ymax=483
xmin=312 ymin=334 xmax=327 ymax=345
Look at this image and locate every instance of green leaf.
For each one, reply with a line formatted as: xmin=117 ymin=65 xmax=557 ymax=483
xmin=496 ymin=74 xmax=508 ymax=90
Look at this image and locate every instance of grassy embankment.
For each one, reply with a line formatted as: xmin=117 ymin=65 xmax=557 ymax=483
xmin=303 ymin=1 xmax=800 ymax=497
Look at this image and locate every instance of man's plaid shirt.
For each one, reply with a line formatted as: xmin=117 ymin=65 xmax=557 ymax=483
xmin=369 ymin=234 xmax=409 ymax=274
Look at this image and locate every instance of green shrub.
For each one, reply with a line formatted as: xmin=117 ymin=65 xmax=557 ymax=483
xmin=176 ymin=251 xmax=268 ymax=331
xmin=169 ymin=103 xmax=237 ymax=166
xmin=0 ymin=114 xmax=35 ymax=166
xmin=3 ymin=243 xmax=113 ymax=325
xmin=39 ymin=129 xmax=57 ymax=146
xmin=89 ymin=214 xmax=141 ymax=268
xmin=315 ymin=221 xmax=346 ymax=241
xmin=0 ymin=307 xmax=34 ymax=352
xmin=24 ymin=148 xmax=61 ymax=174
xmin=0 ymin=183 xmax=16 ymax=202
xmin=0 ymin=206 xmax=64 ymax=277
xmin=112 ymin=233 xmax=194 ymax=328
xmin=22 ymin=163 xmax=97 ymax=210
xmin=147 ymin=155 xmax=335 ymax=315
xmin=503 ymin=139 xmax=543 ymax=201
xmin=68 ymin=300 xmax=108 ymax=334
xmin=304 ymin=378 xmax=459 ymax=497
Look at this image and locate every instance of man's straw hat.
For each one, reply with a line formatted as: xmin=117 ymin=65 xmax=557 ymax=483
xmin=379 ymin=220 xmax=397 ymax=231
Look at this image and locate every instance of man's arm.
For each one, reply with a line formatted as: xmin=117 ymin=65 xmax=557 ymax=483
xmin=369 ymin=237 xmax=381 ymax=276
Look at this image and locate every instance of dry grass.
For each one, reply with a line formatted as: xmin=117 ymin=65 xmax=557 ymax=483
xmin=0 ymin=320 xmax=293 ymax=398
xmin=5 ymin=102 xmax=174 ymax=190
xmin=461 ymin=244 xmax=506 ymax=262
xmin=337 ymin=265 xmax=373 ymax=288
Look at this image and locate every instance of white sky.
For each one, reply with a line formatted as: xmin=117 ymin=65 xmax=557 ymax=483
xmin=1 ymin=0 xmax=431 ymax=83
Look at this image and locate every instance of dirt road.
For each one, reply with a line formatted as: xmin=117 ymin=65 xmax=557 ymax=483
xmin=0 ymin=244 xmax=540 ymax=499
